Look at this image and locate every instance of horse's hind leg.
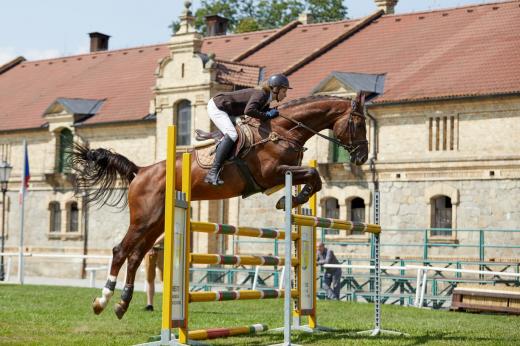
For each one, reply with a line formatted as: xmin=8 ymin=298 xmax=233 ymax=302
xmin=92 ymin=223 xmax=145 ymax=315
xmin=114 ymin=224 xmax=162 ymax=319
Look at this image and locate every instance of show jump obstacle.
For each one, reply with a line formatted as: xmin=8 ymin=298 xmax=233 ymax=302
xmin=143 ymin=126 xmax=383 ymax=345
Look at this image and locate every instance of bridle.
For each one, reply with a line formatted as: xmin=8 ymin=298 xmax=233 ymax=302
xmin=278 ymin=98 xmax=368 ymax=154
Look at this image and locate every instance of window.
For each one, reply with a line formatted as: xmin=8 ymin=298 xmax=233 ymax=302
xmin=429 ymin=116 xmax=456 ymax=151
xmin=323 ymin=198 xmax=340 ymax=235
xmin=67 ymin=202 xmax=79 ymax=232
xmin=332 ymin=143 xmax=349 ymax=163
xmin=176 ymin=100 xmax=191 ymax=146
xmin=350 ymin=197 xmax=365 ymax=235
xmin=57 ymin=128 xmax=73 ymax=173
xmin=49 ymin=202 xmax=61 ymax=233
xmin=431 ymin=196 xmax=452 ymax=237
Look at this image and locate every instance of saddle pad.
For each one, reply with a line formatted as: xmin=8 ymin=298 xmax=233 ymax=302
xmin=195 ymin=142 xmax=218 ymax=169
xmin=195 ymin=120 xmax=254 ymax=169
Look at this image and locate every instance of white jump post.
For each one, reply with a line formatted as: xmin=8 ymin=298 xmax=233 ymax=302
xmin=357 ymin=190 xmax=405 ymax=337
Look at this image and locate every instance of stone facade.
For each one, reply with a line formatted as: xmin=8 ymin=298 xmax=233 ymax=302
xmin=2 ymin=4 xmax=520 ymax=283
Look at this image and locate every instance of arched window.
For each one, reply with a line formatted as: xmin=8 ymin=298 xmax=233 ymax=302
xmin=431 ymin=196 xmax=452 ymax=237
xmin=49 ymin=202 xmax=61 ymax=233
xmin=176 ymin=100 xmax=191 ymax=146
xmin=67 ymin=202 xmax=79 ymax=233
xmin=350 ymin=197 xmax=365 ymax=235
xmin=323 ymin=198 xmax=340 ymax=235
xmin=57 ymin=128 xmax=73 ymax=173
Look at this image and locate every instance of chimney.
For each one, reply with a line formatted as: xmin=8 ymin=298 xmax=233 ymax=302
xmin=374 ymin=0 xmax=398 ymax=14
xmin=88 ymin=32 xmax=110 ymax=52
xmin=298 ymin=11 xmax=314 ymax=25
xmin=205 ymin=15 xmax=229 ymax=36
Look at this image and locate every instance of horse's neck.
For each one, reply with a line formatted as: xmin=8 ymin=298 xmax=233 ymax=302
xmin=279 ymin=103 xmax=340 ymax=144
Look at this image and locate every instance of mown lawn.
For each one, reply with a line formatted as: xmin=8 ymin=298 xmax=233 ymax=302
xmin=0 ymin=284 xmax=519 ymax=345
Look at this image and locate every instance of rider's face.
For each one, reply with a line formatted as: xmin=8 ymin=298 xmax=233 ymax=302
xmin=276 ymin=87 xmax=288 ymax=102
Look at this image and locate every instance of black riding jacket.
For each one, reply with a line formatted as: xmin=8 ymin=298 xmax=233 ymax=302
xmin=212 ymin=88 xmax=271 ymax=120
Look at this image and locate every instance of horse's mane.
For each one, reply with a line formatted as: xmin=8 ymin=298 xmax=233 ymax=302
xmin=278 ymin=95 xmax=351 ymax=110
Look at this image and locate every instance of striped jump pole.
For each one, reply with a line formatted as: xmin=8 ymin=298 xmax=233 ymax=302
xmin=147 ymin=325 xmax=269 ymax=343
xmin=191 ymin=221 xmax=299 ymax=240
xmin=292 ymin=214 xmax=381 ymax=234
xmin=188 ymin=324 xmax=268 ymax=341
xmin=190 ymin=253 xmax=298 ymax=266
xmin=189 ymin=289 xmax=298 ymax=302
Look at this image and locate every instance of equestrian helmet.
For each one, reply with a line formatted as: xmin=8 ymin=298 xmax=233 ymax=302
xmin=268 ymin=74 xmax=292 ymax=89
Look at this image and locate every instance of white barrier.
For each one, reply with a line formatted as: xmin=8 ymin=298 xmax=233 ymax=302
xmin=0 ymin=252 xmax=111 ymax=286
xmin=324 ymin=263 xmax=520 ymax=308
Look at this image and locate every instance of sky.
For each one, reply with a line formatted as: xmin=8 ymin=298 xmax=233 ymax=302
xmin=0 ymin=0 xmax=495 ymax=65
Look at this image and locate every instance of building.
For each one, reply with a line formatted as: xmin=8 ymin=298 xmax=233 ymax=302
xmin=0 ymin=0 xmax=519 ymax=278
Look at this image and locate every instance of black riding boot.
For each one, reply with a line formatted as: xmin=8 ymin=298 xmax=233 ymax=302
xmin=204 ymin=135 xmax=235 ymax=186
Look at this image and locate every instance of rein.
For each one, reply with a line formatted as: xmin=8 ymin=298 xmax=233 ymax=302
xmin=278 ymin=109 xmax=368 ymax=152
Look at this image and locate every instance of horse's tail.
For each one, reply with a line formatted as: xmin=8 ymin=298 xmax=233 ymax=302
xmin=69 ymin=142 xmax=139 ymax=208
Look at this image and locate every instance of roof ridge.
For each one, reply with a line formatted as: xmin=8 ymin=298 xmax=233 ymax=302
xmin=386 ymin=0 xmax=518 ymax=18
xmin=232 ymin=20 xmax=301 ymax=62
xmin=283 ymin=10 xmax=384 ymax=76
xmin=214 ymin=59 xmax=263 ymax=68
xmin=20 ymin=43 xmax=168 ymax=64
xmin=0 ymin=56 xmax=26 ymax=74
xmin=298 ymin=18 xmax=358 ymax=27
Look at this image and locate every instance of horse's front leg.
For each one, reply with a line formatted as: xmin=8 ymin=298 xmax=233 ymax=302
xmin=274 ymin=165 xmax=322 ymax=210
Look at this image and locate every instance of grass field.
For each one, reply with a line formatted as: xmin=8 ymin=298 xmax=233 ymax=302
xmin=1 ymin=284 xmax=519 ymax=345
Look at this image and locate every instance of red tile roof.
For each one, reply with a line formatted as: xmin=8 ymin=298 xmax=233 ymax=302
xmin=240 ymin=18 xmax=361 ymax=78
xmin=0 ymin=44 xmax=168 ymax=131
xmin=214 ymin=60 xmax=262 ymax=87
xmin=1 ymin=1 xmax=519 ymax=131
xmin=201 ymin=28 xmax=277 ymax=61
xmin=286 ymin=1 xmax=520 ymax=103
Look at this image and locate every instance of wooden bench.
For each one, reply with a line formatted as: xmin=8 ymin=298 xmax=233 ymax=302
xmin=451 ymin=286 xmax=520 ymax=315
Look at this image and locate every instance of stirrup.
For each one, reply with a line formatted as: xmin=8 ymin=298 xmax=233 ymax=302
xmin=204 ymin=167 xmax=224 ymax=186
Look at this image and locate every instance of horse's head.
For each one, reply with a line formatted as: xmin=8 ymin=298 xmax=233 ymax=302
xmin=332 ymin=92 xmax=369 ymax=165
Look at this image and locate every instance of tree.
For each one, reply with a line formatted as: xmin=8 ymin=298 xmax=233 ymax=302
xmin=255 ymin=0 xmax=305 ymax=29
xmin=194 ymin=0 xmax=240 ymax=33
xmin=307 ymin=0 xmax=348 ymax=23
xmin=235 ymin=17 xmax=262 ymax=34
xmin=192 ymin=0 xmax=348 ymax=34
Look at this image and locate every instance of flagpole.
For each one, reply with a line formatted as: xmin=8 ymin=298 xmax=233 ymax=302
xmin=18 ymin=140 xmax=27 ymax=285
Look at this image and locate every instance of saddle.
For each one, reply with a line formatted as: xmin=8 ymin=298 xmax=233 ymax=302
xmin=194 ymin=118 xmax=254 ymax=169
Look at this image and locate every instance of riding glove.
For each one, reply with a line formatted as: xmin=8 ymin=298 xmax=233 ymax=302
xmin=265 ymin=109 xmax=279 ymax=118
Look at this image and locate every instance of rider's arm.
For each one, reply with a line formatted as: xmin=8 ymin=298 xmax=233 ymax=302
xmin=244 ymin=90 xmax=269 ymax=120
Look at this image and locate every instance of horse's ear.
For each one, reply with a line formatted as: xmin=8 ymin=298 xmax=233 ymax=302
xmin=357 ymin=91 xmax=366 ymax=105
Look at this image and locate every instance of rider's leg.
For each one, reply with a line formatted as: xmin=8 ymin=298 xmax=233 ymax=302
xmin=205 ymin=99 xmax=238 ymax=185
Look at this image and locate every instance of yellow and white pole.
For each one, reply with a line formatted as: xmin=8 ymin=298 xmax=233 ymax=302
xmin=161 ymin=126 xmax=176 ymax=343
xmin=308 ymin=160 xmax=318 ymax=329
xmin=178 ymin=153 xmax=192 ymax=344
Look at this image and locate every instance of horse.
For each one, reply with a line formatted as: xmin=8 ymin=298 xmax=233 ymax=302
xmin=71 ymin=93 xmax=369 ymax=319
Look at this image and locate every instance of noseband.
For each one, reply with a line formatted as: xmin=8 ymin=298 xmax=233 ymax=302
xmin=344 ymin=100 xmax=368 ymax=153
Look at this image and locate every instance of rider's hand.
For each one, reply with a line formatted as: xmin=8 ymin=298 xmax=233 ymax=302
xmin=265 ymin=109 xmax=279 ymax=118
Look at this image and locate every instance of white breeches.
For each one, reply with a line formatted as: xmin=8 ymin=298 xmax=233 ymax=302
xmin=207 ymin=99 xmax=238 ymax=142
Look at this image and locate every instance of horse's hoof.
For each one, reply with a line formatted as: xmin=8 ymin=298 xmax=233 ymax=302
xmin=92 ymin=297 xmax=104 ymax=315
xmin=276 ymin=196 xmax=285 ymax=210
xmin=114 ymin=302 xmax=127 ymax=320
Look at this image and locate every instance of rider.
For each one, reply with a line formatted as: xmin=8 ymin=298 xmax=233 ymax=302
xmin=204 ymin=73 xmax=291 ymax=186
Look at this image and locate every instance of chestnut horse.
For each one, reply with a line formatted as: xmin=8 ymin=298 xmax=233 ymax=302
xmin=71 ymin=93 xmax=369 ymax=319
